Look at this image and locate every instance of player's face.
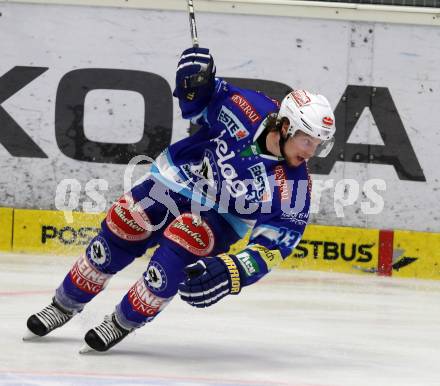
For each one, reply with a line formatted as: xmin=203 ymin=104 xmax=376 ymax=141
xmin=281 ymin=127 xmax=322 ymax=167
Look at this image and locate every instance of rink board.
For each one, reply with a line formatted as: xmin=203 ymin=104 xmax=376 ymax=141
xmin=12 ymin=208 xmax=102 ymax=255
xmin=231 ymin=225 xmax=380 ymax=275
xmin=0 ymin=207 xmax=13 ymax=252
xmin=280 ymin=225 xmax=379 ymax=275
xmin=392 ymin=230 xmax=440 ymax=280
xmin=2 ymin=206 xmax=439 ymax=280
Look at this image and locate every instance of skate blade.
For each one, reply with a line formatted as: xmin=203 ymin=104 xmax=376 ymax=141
xmin=22 ymin=329 xmax=42 ymax=341
xmin=79 ymin=343 xmax=95 ymax=354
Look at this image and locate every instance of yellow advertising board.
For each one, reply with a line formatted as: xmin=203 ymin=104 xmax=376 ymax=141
xmin=392 ymin=230 xmax=440 ymax=280
xmin=280 ymin=225 xmax=379 ymax=275
xmin=228 ymin=225 xmax=379 ymax=275
xmin=13 ymin=209 xmax=103 ymax=255
xmin=0 ymin=207 xmax=13 ymax=252
xmin=7 ymin=207 xmax=440 ymax=281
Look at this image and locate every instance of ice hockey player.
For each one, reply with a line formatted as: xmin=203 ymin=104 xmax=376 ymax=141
xmin=24 ymin=47 xmax=336 ymax=352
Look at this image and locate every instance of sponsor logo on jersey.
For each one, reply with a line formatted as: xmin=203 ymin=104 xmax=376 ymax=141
xmin=230 ymin=93 xmax=261 ymax=124
xmin=218 ymin=105 xmax=250 ymax=140
xmin=291 ymin=90 xmax=311 ymax=107
xmin=211 ymin=130 xmax=247 ymax=198
xmin=164 ymin=213 xmax=214 ymax=256
xmin=87 ymin=236 xmax=111 ymax=269
xmin=144 ymin=261 xmax=167 ymax=292
xmin=247 ymin=162 xmax=271 ymax=202
xmin=128 ymin=278 xmax=169 ymax=317
xmin=274 ymin=165 xmax=289 ymax=201
xmin=236 ymin=251 xmax=260 ymax=277
xmin=280 ymin=211 xmax=309 ymax=226
xmin=106 ymin=194 xmax=151 ymax=241
xmin=69 ymin=254 xmax=111 ymax=295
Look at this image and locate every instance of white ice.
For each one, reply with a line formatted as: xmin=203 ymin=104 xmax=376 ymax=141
xmin=1 ymin=253 xmax=439 ymax=386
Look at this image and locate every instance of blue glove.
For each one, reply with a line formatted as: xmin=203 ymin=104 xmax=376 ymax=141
xmin=173 ymin=47 xmax=216 ymax=118
xmin=178 ymin=254 xmax=242 ymax=308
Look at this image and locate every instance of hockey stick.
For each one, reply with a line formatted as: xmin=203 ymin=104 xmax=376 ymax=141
xmin=185 ymin=0 xmax=213 ymax=88
xmin=188 ymin=0 xmax=199 ymax=48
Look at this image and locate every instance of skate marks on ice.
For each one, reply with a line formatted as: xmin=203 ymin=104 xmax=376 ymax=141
xmin=1 ymin=253 xmax=440 ymax=386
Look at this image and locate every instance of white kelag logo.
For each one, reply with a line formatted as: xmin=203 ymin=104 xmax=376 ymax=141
xmin=211 ymin=130 xmax=247 ymax=198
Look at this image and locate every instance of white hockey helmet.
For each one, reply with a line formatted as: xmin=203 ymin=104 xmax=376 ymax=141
xmin=277 ymin=90 xmax=336 ymax=157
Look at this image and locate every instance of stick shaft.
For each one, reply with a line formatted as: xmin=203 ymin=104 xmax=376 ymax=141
xmin=187 ymin=0 xmax=199 ymax=48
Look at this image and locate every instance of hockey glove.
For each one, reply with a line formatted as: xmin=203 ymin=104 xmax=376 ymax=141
xmin=173 ymin=47 xmax=216 ymax=118
xmin=178 ymin=254 xmax=242 ymax=308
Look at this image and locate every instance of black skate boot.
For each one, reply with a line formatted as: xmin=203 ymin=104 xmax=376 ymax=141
xmin=80 ymin=313 xmax=132 ymax=353
xmin=24 ymin=297 xmax=74 ymax=340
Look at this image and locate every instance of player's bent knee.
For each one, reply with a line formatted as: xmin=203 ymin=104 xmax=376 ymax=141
xmin=135 ymin=213 xmax=217 ymax=300
xmin=143 ymin=247 xmax=191 ymax=299
xmin=105 ymin=194 xmax=152 ymax=242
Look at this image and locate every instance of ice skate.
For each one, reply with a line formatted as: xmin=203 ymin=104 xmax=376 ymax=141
xmin=23 ymin=297 xmax=74 ymax=340
xmin=79 ymin=313 xmax=132 ymax=353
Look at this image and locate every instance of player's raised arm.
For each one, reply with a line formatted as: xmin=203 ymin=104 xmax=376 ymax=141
xmin=173 ymin=47 xmax=216 ymax=119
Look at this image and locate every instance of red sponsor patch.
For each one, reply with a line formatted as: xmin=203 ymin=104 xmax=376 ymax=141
xmin=69 ymin=255 xmax=111 ymax=295
xmin=128 ymin=278 xmax=168 ymax=317
xmin=230 ymin=93 xmax=261 ymax=124
xmin=274 ymin=165 xmax=289 ymax=201
xmin=322 ymin=116 xmax=334 ymax=126
xmin=291 ymin=90 xmax=311 ymax=107
xmin=106 ymin=194 xmax=151 ymax=241
xmin=236 ymin=129 xmax=248 ymax=139
xmin=164 ymin=213 xmax=214 ymax=256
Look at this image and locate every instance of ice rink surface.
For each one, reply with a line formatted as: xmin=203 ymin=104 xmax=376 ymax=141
xmin=1 ymin=253 xmax=439 ymax=386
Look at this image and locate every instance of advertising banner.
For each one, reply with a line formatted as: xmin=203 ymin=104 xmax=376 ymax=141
xmin=2 ymin=206 xmax=438 ymax=279
xmin=392 ymin=230 xmax=440 ymax=280
xmin=0 ymin=207 xmax=13 ymax=251
xmin=12 ymin=209 xmax=101 ymax=255
xmin=0 ymin=2 xmax=439 ymax=233
xmin=280 ymin=225 xmax=379 ymax=275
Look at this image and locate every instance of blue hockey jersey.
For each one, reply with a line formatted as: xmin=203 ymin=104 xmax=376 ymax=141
xmin=151 ymin=79 xmax=311 ymax=285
